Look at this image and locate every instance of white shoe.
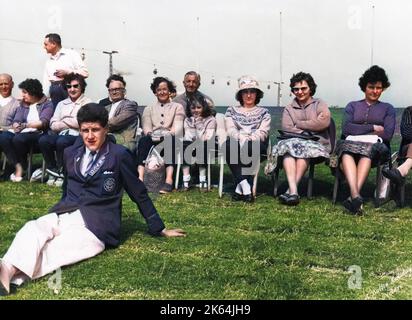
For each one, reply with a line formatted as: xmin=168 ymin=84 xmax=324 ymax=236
xmin=47 ymin=176 xmax=56 ymax=186
xmin=10 ymin=173 xmax=23 ymax=182
xmin=30 ymin=168 xmax=44 ymax=182
xmin=54 ymin=178 xmax=64 ymax=187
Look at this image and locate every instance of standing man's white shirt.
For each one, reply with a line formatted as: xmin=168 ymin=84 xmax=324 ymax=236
xmin=43 ymin=48 xmax=89 ymax=90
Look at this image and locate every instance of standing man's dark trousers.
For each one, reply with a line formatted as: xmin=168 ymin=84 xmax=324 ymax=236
xmin=49 ymin=82 xmax=68 ymax=108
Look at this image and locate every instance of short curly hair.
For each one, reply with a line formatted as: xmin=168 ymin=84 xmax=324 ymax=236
xmin=358 ymin=65 xmax=390 ymax=92
xmin=289 ymin=72 xmax=317 ymax=96
xmin=150 ymin=76 xmax=176 ymax=94
xmin=64 ymin=74 xmax=87 ymax=93
xmin=18 ymin=79 xmax=43 ymax=99
xmin=105 ymin=74 xmax=126 ymax=88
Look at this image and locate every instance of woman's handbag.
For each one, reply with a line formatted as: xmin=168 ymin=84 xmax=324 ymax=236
xmin=143 ymin=146 xmax=165 ymax=193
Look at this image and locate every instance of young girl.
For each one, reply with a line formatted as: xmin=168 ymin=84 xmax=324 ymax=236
xmin=182 ymin=92 xmax=217 ymax=191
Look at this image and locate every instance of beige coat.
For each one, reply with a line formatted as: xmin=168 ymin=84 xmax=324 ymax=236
xmin=142 ymin=101 xmax=185 ymax=136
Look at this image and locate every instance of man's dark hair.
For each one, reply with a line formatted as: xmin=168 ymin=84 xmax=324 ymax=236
xmin=150 ymin=76 xmax=176 ymax=94
xmin=45 ymin=33 xmax=62 ymax=47
xmin=289 ymin=72 xmax=317 ymax=96
xmin=64 ymin=74 xmax=87 ymax=93
xmin=18 ymin=79 xmax=44 ymax=99
xmin=358 ymin=65 xmax=390 ymax=92
xmin=77 ymin=103 xmax=108 ymax=128
xmin=105 ymin=74 xmax=126 ymax=88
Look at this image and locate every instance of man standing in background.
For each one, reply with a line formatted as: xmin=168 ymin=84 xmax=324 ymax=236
xmin=43 ymin=33 xmax=89 ymax=108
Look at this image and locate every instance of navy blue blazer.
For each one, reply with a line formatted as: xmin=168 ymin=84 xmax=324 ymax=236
xmin=49 ymin=139 xmax=165 ymax=247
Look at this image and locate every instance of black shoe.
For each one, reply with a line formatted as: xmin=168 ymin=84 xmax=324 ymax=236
xmin=342 ymin=198 xmax=354 ymax=213
xmin=232 ymin=192 xmax=244 ymax=201
xmin=382 ymin=168 xmax=405 ymax=186
xmin=285 ymin=194 xmax=300 ymax=206
xmin=351 ymin=196 xmax=364 ymax=215
xmin=279 ymin=193 xmax=290 ymax=204
xmin=343 ymin=196 xmax=363 ymax=215
xmin=243 ymin=194 xmax=254 ymax=203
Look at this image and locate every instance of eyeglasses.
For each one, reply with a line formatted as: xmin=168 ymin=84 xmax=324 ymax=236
xmin=66 ymin=84 xmax=80 ymax=89
xmin=108 ymin=87 xmax=125 ymax=93
xmin=292 ymin=86 xmax=309 ymax=93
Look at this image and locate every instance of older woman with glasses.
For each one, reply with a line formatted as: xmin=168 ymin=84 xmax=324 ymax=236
xmin=336 ymin=65 xmax=395 ymax=215
xmin=273 ymin=72 xmax=331 ymax=206
xmin=38 ymin=74 xmax=91 ymax=186
xmin=225 ymin=75 xmax=271 ymax=203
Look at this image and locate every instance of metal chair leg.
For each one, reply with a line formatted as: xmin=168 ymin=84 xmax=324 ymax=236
xmin=273 ymin=168 xmax=279 ymax=197
xmin=332 ymin=169 xmax=339 ymax=205
xmin=218 ymin=154 xmax=224 ymax=198
xmin=175 ymin=152 xmax=181 ymax=190
xmin=374 ymin=165 xmax=383 ymax=208
xmin=307 ymin=162 xmax=315 ymax=199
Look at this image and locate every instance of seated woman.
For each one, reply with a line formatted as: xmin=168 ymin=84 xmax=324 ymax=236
xmin=225 ymin=75 xmax=271 ymax=203
xmin=182 ymin=92 xmax=216 ymax=191
xmin=336 ymin=65 xmax=396 ymax=214
xmin=383 ymin=106 xmax=412 ymax=185
xmin=39 ymin=74 xmax=91 ymax=186
xmin=274 ymin=72 xmax=331 ymax=206
xmin=0 ymin=79 xmax=53 ymax=182
xmin=136 ymin=77 xmax=185 ymax=194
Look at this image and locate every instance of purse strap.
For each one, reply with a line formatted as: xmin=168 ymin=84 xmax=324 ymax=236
xmin=145 ymin=145 xmax=164 ymax=164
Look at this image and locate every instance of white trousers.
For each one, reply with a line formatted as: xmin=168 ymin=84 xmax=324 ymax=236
xmin=2 ymin=210 xmax=105 ymax=284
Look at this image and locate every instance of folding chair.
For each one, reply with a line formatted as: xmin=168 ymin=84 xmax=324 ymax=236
xmin=175 ymin=113 xmax=227 ymax=196
xmin=393 ymin=142 xmax=408 ymax=207
xmin=272 ymin=118 xmax=336 ymax=199
xmin=251 ymin=139 xmax=272 ymax=197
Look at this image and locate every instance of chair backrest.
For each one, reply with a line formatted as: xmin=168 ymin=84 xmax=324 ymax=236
xmin=328 ymin=117 xmax=337 ymax=154
xmin=215 ymin=113 xmax=227 ymax=146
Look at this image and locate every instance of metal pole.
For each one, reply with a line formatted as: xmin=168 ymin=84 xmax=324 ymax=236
xmin=103 ymin=50 xmax=119 ymax=76
xmin=371 ymin=5 xmax=375 ymax=66
xmin=196 ymin=16 xmax=200 ymax=72
xmin=279 ymin=11 xmax=283 ymax=106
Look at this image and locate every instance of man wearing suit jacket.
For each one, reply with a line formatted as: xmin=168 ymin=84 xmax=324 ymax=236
xmin=100 ymin=74 xmax=144 ymax=150
xmin=0 ymin=103 xmax=185 ymax=296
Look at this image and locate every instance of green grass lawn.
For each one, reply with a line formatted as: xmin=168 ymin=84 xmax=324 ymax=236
xmin=1 ymin=109 xmax=412 ymax=300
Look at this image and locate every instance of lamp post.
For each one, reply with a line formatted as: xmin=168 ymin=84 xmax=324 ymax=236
xmin=103 ymin=50 xmax=119 ymax=76
xmin=273 ymin=81 xmax=283 ymax=107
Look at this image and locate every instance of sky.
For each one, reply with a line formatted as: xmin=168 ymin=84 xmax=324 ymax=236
xmin=1 ymin=0 xmax=411 ymax=108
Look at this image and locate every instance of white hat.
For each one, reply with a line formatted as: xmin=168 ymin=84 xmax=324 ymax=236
xmin=235 ymin=75 xmax=263 ymax=100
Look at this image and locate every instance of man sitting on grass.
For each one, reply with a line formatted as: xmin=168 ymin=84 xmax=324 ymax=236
xmin=0 ymin=103 xmax=185 ymax=296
